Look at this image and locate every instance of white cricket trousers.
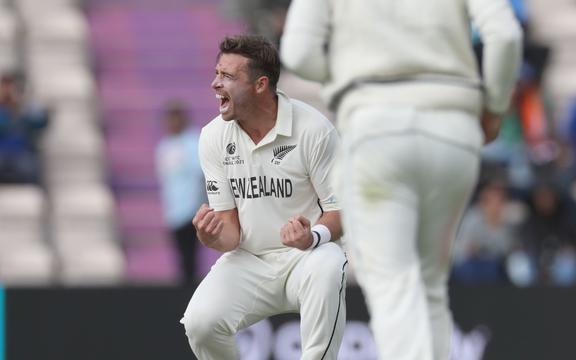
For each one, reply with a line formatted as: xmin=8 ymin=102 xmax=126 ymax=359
xmin=336 ymin=106 xmax=482 ymax=360
xmin=180 ymin=243 xmax=347 ymax=360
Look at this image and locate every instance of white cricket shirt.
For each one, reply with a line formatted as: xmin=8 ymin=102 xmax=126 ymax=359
xmin=281 ymin=0 xmax=522 ymax=115
xmin=199 ymin=91 xmax=340 ymax=255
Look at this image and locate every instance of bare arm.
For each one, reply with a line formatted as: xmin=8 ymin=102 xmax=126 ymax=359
xmin=481 ymin=111 xmax=502 ymax=145
xmin=281 ymin=210 xmax=342 ymax=250
xmin=315 ymin=210 xmax=342 ymax=240
xmin=192 ymin=203 xmax=241 ymax=253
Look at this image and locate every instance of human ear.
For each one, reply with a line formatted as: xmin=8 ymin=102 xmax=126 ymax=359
xmin=255 ymin=76 xmax=269 ymax=94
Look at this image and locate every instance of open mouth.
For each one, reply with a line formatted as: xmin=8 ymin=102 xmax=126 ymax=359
xmin=216 ymin=94 xmax=230 ymax=113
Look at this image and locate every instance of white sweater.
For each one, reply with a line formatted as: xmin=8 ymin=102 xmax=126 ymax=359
xmin=281 ymin=0 xmax=523 ymax=116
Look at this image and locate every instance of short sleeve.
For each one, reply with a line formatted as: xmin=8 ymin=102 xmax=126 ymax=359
xmin=198 ymin=127 xmax=236 ymax=211
xmin=308 ymin=127 xmax=340 ymax=212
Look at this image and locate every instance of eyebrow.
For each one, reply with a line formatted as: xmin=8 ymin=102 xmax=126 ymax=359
xmin=215 ymin=68 xmax=234 ymax=77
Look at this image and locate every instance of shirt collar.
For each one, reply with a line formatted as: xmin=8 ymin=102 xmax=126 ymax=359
xmin=275 ymin=90 xmax=293 ymax=137
xmin=232 ymin=90 xmax=293 ymax=150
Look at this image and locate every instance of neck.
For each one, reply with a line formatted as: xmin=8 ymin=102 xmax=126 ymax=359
xmin=237 ymin=93 xmax=278 ymax=144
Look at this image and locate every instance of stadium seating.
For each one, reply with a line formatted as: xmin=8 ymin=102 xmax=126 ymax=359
xmin=0 ymin=0 xmax=123 ymax=285
xmin=87 ymin=0 xmax=243 ymax=281
xmin=0 ymin=3 xmax=18 ymax=73
xmin=0 ymin=185 xmax=55 ymax=284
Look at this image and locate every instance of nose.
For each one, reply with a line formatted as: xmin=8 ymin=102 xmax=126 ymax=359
xmin=211 ymin=75 xmax=222 ymax=90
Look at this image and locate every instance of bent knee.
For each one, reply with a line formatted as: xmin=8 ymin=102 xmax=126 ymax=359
xmin=182 ymin=308 xmax=228 ymax=345
xmin=182 ymin=316 xmax=212 ymax=344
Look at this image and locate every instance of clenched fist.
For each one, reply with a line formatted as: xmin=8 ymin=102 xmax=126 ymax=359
xmin=192 ymin=203 xmax=224 ymax=247
xmin=280 ymin=215 xmax=313 ymax=250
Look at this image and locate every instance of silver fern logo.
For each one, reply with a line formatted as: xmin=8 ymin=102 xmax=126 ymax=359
xmin=271 ymin=145 xmax=297 ymax=164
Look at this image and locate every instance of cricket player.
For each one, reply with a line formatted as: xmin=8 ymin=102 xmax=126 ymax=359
xmin=281 ymin=0 xmax=523 ymax=359
xmin=180 ymin=34 xmax=347 ymax=360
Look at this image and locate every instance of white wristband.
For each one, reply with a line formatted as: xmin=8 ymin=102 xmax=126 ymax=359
xmin=308 ymin=224 xmax=331 ymax=250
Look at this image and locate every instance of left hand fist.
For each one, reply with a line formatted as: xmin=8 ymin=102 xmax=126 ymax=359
xmin=280 ymin=215 xmax=313 ymax=250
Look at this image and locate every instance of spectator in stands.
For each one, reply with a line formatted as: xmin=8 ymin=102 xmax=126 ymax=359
xmin=155 ymin=102 xmax=205 ymax=284
xmin=538 ymin=140 xmax=576 ymax=202
xmin=506 ymin=243 xmax=538 ymax=287
xmin=453 ymin=180 xmax=520 ymax=283
xmin=0 ymin=72 xmax=49 ymax=184
xmin=519 ymin=183 xmax=576 ymax=284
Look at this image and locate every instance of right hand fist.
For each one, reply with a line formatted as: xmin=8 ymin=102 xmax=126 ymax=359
xmin=192 ymin=203 xmax=224 ymax=246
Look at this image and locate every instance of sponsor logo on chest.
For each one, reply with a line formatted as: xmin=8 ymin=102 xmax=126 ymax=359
xmin=229 ymin=176 xmax=293 ymax=199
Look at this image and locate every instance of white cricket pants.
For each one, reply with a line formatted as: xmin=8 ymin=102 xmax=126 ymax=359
xmin=180 ymin=243 xmax=347 ymax=360
xmin=335 ymin=106 xmax=482 ymax=360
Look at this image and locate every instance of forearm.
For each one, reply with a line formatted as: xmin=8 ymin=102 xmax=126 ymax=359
xmin=194 ymin=206 xmax=241 ymax=253
xmin=201 ymin=225 xmax=240 ymax=252
xmin=315 ymin=210 xmax=343 ymax=241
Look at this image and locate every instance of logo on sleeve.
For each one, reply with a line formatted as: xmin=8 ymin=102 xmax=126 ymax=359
xmin=206 ymin=180 xmax=220 ymax=194
xmin=271 ymin=145 xmax=297 ymax=165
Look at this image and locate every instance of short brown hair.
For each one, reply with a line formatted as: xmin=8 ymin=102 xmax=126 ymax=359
xmin=218 ymin=35 xmax=280 ymax=90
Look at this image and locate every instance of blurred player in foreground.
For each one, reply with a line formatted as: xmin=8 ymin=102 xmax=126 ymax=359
xmin=180 ymin=34 xmax=347 ymax=359
xmin=281 ymin=0 xmax=522 ymax=358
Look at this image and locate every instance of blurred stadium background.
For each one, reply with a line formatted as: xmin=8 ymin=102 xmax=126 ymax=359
xmin=0 ymin=0 xmax=576 ymax=359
